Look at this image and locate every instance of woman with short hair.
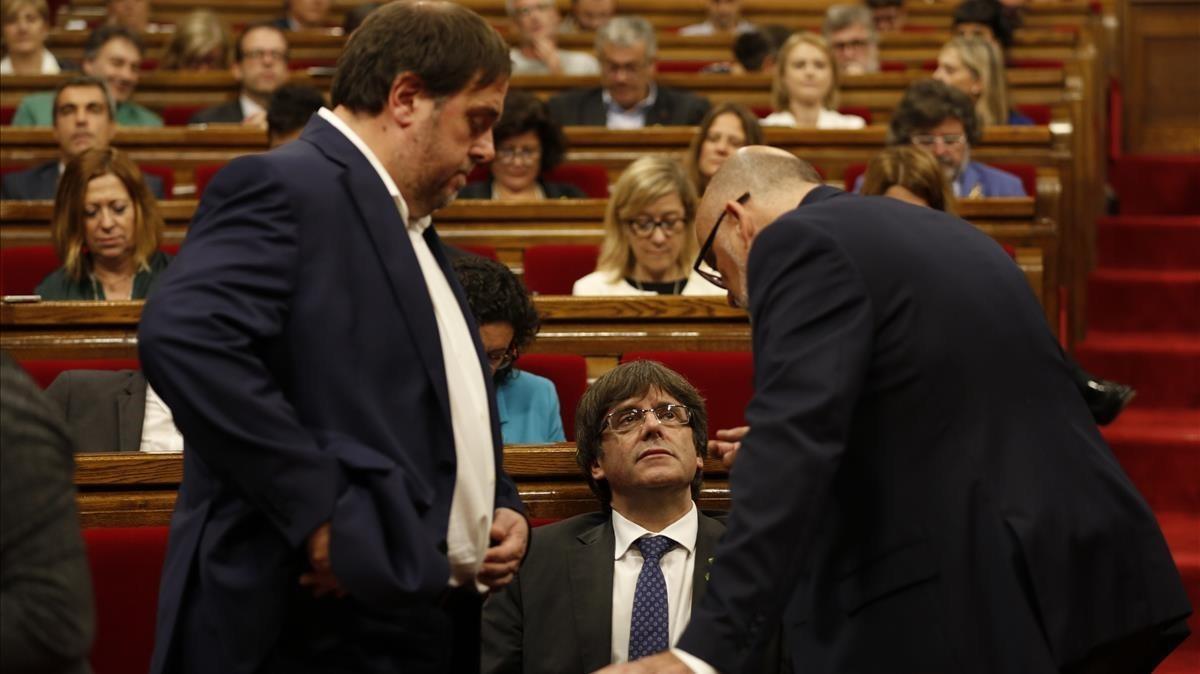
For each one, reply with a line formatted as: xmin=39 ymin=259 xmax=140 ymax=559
xmin=0 ymin=0 xmax=61 ymax=75
xmin=160 ymin=10 xmax=233 ymax=71
xmin=573 ymin=156 xmax=724 ymax=296
xmin=761 ymin=32 xmax=865 ymax=130
xmin=37 ymin=148 xmax=170 ymax=300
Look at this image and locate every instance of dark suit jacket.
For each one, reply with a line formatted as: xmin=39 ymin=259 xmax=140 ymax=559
xmin=44 ymin=369 xmax=146 ymax=453
xmin=138 ymin=114 xmax=526 ymax=674
xmin=480 ymin=510 xmax=727 ymax=674
xmin=188 ymin=100 xmax=244 ymax=124
xmin=0 ymin=160 xmax=165 ymax=200
xmin=0 ymin=352 xmax=94 ymax=674
xmin=546 ymin=86 xmax=710 ymax=127
xmin=677 ymin=186 xmax=1192 ymax=673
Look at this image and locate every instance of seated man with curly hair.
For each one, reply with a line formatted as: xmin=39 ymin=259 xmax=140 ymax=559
xmin=452 ymin=255 xmax=565 ymax=444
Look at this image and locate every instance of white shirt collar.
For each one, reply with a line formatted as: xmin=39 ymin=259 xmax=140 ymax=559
xmin=612 ymin=501 xmax=698 ymax=560
xmin=316 ymin=107 xmax=432 ymax=233
xmin=239 ymin=94 xmax=266 ymax=120
xmin=602 ymin=84 xmax=658 ymax=114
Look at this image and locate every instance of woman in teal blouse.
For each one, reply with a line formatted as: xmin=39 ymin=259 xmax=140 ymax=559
xmin=36 ymin=148 xmax=170 ymax=300
xmin=452 ymin=255 xmax=566 ymax=445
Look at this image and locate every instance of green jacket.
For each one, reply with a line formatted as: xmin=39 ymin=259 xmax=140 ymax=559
xmin=35 ymin=250 xmax=171 ymax=300
xmin=13 ymin=91 xmax=163 ymax=127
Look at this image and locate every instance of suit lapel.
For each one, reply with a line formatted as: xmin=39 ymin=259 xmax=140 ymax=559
xmin=646 ymin=90 xmax=672 ymax=127
xmin=568 ymin=518 xmax=615 ymax=672
xmin=692 ymin=512 xmax=725 ymax=609
xmin=117 ymin=371 xmax=147 ymax=451
xmin=303 ymin=118 xmax=454 ymax=428
xmin=584 ymin=89 xmax=608 ymax=126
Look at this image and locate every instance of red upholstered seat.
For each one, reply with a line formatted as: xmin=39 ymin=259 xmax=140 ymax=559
xmin=159 ymin=105 xmax=206 ymax=126
xmin=620 ymin=351 xmax=754 ymax=437
xmin=138 ymin=164 xmax=175 ymax=199
xmin=83 ymin=526 xmax=170 ymax=674
xmin=837 ymin=106 xmax=873 ymax=125
xmin=0 ymin=164 xmax=29 ymax=178
xmin=843 ymin=163 xmax=866 ymax=192
xmin=516 ymin=353 xmax=588 ymax=441
xmin=1 ymin=245 xmax=60 ymax=295
xmin=19 ymin=358 xmax=141 ymax=388
xmin=522 ymin=244 xmax=598 ymax=295
xmin=1014 ymin=103 xmax=1052 ymax=125
xmin=194 ymin=163 xmax=225 ymax=199
xmin=542 ymin=164 xmax=610 ymax=198
xmin=0 ymin=106 xmax=14 ymax=125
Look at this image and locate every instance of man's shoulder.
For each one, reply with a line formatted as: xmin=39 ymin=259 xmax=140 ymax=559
xmin=190 ymin=100 xmax=242 ymax=124
xmin=530 ymin=511 xmax=609 ymax=549
xmin=1 ymin=161 xmax=56 ymax=198
xmin=972 ymin=161 xmax=1026 ymax=196
xmin=13 ymin=91 xmax=53 ymax=126
xmin=549 ymin=87 xmax=602 ymax=105
xmin=118 ymin=101 xmax=163 ymax=126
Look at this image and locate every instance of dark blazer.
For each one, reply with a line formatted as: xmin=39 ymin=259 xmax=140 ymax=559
xmin=677 ymin=186 xmax=1192 ymax=673
xmin=459 ymin=178 xmax=586 ymax=200
xmin=188 ymin=100 xmax=244 ymax=124
xmin=546 ymin=86 xmax=710 ymax=127
xmin=0 ymin=160 xmax=165 ymax=200
xmin=481 ymin=510 xmax=727 ymax=674
xmin=45 ymin=369 xmax=146 ymax=453
xmin=138 ymin=114 xmax=526 ymax=674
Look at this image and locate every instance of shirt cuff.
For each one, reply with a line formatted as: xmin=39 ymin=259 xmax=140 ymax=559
xmin=672 ymin=648 xmax=719 ymax=674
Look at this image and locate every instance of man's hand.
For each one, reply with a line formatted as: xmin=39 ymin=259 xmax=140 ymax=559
xmin=531 ymin=36 xmax=563 ymax=73
xmin=242 ymin=110 xmax=268 ymax=130
xmin=299 ymin=521 xmax=346 ymax=598
xmin=478 ymin=507 xmax=529 ymax=590
xmin=593 ymin=652 xmax=694 ymax=673
xmin=708 ymin=426 xmax=749 ymax=468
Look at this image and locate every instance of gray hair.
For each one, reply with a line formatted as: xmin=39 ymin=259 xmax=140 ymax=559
xmin=595 ymin=15 xmax=657 ymax=60
xmin=822 ymin=4 xmax=876 ymax=41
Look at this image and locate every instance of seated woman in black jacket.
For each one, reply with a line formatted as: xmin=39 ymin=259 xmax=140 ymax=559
xmin=459 ymin=90 xmax=586 ymax=201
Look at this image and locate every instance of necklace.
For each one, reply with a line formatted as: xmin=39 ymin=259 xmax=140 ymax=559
xmin=630 ymin=277 xmax=685 ymax=295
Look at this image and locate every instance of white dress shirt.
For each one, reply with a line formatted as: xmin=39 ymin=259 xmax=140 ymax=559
xmin=317 ymin=107 xmax=497 ymax=592
xmin=138 ymin=383 xmax=184 ymax=453
xmin=610 ymin=503 xmax=698 ymax=664
xmin=760 ymin=109 xmax=867 ymax=130
xmin=603 ymin=86 xmax=657 ymax=130
xmin=239 ymin=94 xmax=266 ymax=120
xmin=678 ymin=19 xmax=755 ymax=36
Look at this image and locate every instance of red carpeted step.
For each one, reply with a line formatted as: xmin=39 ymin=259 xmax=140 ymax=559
xmin=1104 ymin=409 xmax=1200 ymax=512
xmin=1075 ymin=334 xmax=1200 ymax=409
xmin=1153 ymin=511 xmax=1200 ymax=673
xmin=1086 ymin=269 xmax=1200 ymax=334
xmin=1096 ymin=216 xmax=1200 ymax=270
xmin=1110 ymin=156 xmax=1200 ymax=216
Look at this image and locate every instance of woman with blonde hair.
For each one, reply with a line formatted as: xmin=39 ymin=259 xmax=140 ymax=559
xmin=761 ymin=32 xmax=865 ymax=130
xmin=1 ymin=0 xmax=61 ymax=74
xmin=573 ymin=156 xmax=724 ymax=296
xmin=160 ymin=9 xmax=233 ymax=71
xmin=933 ymin=35 xmax=1031 ymax=126
xmin=860 ymin=145 xmax=956 ymax=213
xmin=685 ymin=102 xmax=764 ymax=195
xmin=37 ymin=148 xmax=170 ymax=300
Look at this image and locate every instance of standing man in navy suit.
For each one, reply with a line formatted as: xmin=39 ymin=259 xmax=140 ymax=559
xmin=601 ymin=147 xmax=1191 ymax=673
xmin=138 ymin=3 xmax=528 ymax=673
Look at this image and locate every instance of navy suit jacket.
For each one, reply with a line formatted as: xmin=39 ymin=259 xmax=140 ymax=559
xmin=139 ymin=114 xmax=525 ymax=674
xmin=188 ymin=100 xmax=243 ymax=124
xmin=546 ymin=86 xmax=710 ymax=127
xmin=677 ymin=187 xmax=1191 ymax=673
xmin=0 ymin=160 xmax=164 ymax=200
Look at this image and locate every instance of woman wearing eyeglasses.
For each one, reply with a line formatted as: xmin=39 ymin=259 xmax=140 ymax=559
xmin=460 ymin=91 xmax=587 ymax=201
xmin=573 ymin=156 xmax=725 ymax=296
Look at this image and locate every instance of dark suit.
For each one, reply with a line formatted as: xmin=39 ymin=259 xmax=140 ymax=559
xmin=0 ymin=160 xmax=165 ymax=200
xmin=480 ymin=510 xmax=726 ymax=674
xmin=45 ymin=369 xmax=146 ymax=453
xmin=188 ymin=100 xmax=244 ymax=124
xmin=677 ymin=186 xmax=1192 ymax=673
xmin=138 ymin=114 xmax=525 ymax=674
xmin=546 ymin=86 xmax=710 ymax=127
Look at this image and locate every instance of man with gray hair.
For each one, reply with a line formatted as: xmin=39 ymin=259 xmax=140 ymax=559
xmin=547 ymin=16 xmax=710 ymax=128
xmin=822 ymin=4 xmax=879 ymax=75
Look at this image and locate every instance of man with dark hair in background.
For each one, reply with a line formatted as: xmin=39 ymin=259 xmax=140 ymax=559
xmin=866 ymin=0 xmax=905 ymax=32
xmin=13 ymin=24 xmax=162 ymax=126
xmin=139 ymin=2 xmax=528 ymax=672
xmin=821 ymin=4 xmax=879 ymax=75
xmin=727 ymin=24 xmax=790 ymax=73
xmin=953 ymin=0 xmax=1016 ymax=52
xmin=266 ymin=83 xmax=325 ymax=147
xmin=190 ymin=23 xmax=290 ymax=126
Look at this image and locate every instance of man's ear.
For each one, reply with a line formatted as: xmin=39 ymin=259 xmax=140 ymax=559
xmin=589 ymin=460 xmax=605 ymax=482
xmin=230 ymin=60 xmax=244 ymax=83
xmin=726 ymin=198 xmax=755 ymax=248
xmin=387 ymin=72 xmax=426 ymax=128
xmin=81 ymin=59 xmax=95 ymax=76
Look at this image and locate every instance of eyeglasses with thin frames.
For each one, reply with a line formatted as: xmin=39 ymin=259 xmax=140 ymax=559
xmin=602 ymin=403 xmax=692 ymax=434
xmin=693 ymin=191 xmax=749 ymax=290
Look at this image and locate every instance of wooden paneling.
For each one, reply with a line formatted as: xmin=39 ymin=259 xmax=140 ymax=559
xmin=1119 ymin=0 xmax=1200 ymax=154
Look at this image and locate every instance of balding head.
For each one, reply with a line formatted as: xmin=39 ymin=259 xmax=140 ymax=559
xmin=695 ymin=146 xmax=823 ymax=308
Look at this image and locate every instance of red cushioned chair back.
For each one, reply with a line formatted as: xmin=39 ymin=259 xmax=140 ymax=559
xmin=991 ymin=163 xmax=1037 ymax=197
xmin=880 ymin=61 xmax=907 ymax=72
xmin=837 ymin=106 xmax=873 ymax=125
xmin=515 ymin=353 xmax=588 ymax=441
xmin=543 ymin=164 xmax=610 ymax=198
xmin=657 ymin=60 xmax=717 ymax=73
xmin=159 ymin=105 xmax=205 ymax=126
xmin=19 ymin=358 xmax=141 ymax=388
xmin=1 ymin=164 xmax=29 ymax=178
xmin=843 ymin=163 xmax=867 ymax=192
xmin=83 ymin=527 xmax=170 ymax=674
xmin=0 ymin=106 xmax=14 ymax=125
xmin=0 ymin=245 xmax=61 ymax=295
xmin=194 ymin=163 xmax=225 ymax=199
xmin=620 ymin=351 xmax=754 ymax=437
xmin=138 ymin=164 xmax=175 ymax=199
xmin=522 ymin=244 xmax=599 ymax=295
xmin=1014 ymin=104 xmax=1052 ymax=125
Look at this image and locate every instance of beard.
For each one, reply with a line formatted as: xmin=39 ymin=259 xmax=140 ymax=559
xmin=409 ymin=120 xmax=473 ymax=218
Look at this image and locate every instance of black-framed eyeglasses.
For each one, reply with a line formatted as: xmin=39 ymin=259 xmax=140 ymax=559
xmin=602 ymin=403 xmax=692 ymax=434
xmin=693 ymin=191 xmax=749 ymax=290
xmin=624 ymin=214 xmax=686 ymax=238
xmin=487 ymin=345 xmax=516 ymax=372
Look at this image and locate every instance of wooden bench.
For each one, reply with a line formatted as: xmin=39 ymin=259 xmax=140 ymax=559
xmin=73 ymin=445 xmax=729 ymax=526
